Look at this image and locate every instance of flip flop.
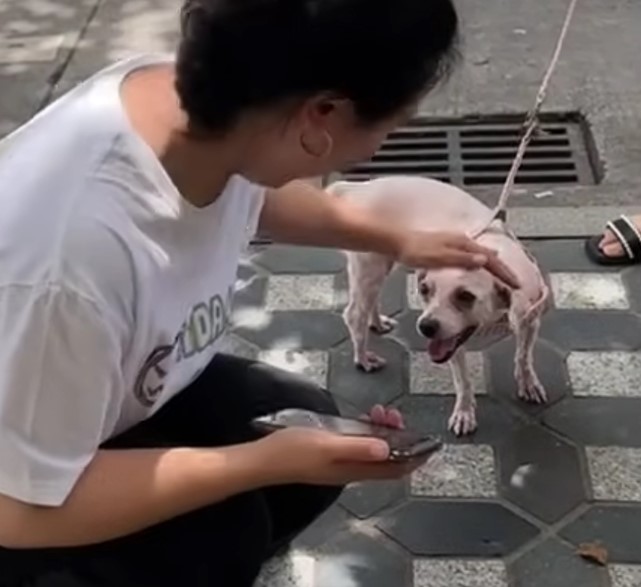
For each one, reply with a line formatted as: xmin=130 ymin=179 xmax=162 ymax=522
xmin=585 ymin=214 xmax=641 ymax=266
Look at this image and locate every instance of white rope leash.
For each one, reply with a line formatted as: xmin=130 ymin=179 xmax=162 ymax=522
xmin=467 ymin=0 xmax=578 ymax=325
xmin=468 ymin=0 xmax=579 ymax=240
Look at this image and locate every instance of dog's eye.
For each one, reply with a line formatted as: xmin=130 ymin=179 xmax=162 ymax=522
xmin=418 ymin=282 xmax=430 ymax=296
xmin=456 ymin=289 xmax=476 ymax=305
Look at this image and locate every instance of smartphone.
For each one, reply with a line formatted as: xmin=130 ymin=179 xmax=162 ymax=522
xmin=251 ymin=408 xmax=443 ymax=462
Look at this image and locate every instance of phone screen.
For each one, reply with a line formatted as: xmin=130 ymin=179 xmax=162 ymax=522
xmin=252 ymin=409 xmax=442 ymax=461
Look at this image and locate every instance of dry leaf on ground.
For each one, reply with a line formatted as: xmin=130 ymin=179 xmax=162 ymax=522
xmin=576 ymin=542 xmax=609 ymax=566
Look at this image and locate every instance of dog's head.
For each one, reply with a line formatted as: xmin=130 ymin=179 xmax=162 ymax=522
xmin=414 ymin=267 xmax=512 ymax=363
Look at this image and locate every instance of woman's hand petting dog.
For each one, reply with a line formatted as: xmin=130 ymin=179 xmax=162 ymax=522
xmin=396 ymin=230 xmax=521 ymax=289
xmin=255 ymin=405 xmax=427 ymax=487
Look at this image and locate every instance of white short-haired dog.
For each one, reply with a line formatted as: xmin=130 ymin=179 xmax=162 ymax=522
xmin=328 ymin=176 xmax=550 ymax=435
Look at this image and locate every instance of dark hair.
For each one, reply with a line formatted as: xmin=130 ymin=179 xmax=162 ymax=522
xmin=176 ymin=0 xmax=459 ymax=134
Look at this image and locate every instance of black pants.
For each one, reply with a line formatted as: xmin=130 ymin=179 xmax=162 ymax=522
xmin=1 ymin=355 xmax=342 ymax=587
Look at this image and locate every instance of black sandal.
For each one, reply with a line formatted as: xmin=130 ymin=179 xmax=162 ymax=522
xmin=585 ymin=214 xmax=641 ymax=266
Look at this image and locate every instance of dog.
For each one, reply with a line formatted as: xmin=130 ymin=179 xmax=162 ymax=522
xmin=327 ymin=176 xmax=549 ymax=436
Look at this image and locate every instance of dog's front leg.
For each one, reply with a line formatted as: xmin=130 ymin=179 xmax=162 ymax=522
xmin=511 ymin=305 xmax=547 ymax=404
xmin=448 ymin=351 xmax=478 ymax=436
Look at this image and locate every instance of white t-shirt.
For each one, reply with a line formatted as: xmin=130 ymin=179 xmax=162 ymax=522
xmin=0 ymin=55 xmax=265 ymax=506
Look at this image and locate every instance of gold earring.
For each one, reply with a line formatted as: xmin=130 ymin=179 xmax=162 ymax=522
xmin=300 ymin=130 xmax=334 ymax=158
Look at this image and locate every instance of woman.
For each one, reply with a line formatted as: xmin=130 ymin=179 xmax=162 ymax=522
xmin=0 ymin=0 xmax=518 ymax=585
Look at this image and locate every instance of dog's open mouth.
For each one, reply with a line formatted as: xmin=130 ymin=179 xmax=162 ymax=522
xmin=427 ymin=326 xmax=477 ymax=364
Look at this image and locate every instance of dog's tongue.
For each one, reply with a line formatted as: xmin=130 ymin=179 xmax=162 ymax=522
xmin=428 ymin=338 xmax=458 ymax=362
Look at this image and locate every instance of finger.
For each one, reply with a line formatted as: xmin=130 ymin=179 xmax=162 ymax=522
xmin=456 ymin=238 xmax=520 ymax=289
xmin=369 ymin=404 xmax=387 ymax=425
xmin=328 ymin=435 xmax=390 ymax=462
xmin=484 ymin=255 xmax=520 ymax=289
xmin=434 ymin=250 xmax=488 ymax=269
xmin=385 ymin=408 xmax=404 ymax=429
xmin=454 ymin=236 xmax=498 ymax=256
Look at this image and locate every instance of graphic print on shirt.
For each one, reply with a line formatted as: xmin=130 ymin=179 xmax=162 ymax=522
xmin=134 ymin=285 xmax=234 ymax=407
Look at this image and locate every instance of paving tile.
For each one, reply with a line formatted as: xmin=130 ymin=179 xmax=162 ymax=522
xmin=293 ymin=504 xmax=352 ymax=551
xmin=568 ymin=351 xmax=641 ymax=397
xmin=406 ymin=272 xmax=422 ymax=311
xmin=587 ymin=447 xmax=641 ymax=501
xmin=561 ymin=506 xmax=641 ymax=564
xmin=340 ymin=480 xmax=406 ymax=520
xmin=253 ymin=245 xmax=345 ymax=274
xmin=0 ymin=34 xmax=66 ymax=64
xmin=496 ymin=425 xmax=586 ymax=523
xmin=378 ymin=501 xmax=539 ymax=557
xmin=233 ymin=311 xmax=348 ymax=351
xmin=525 ymin=239 xmax=622 ymax=273
xmin=218 ymin=333 xmax=259 ymax=360
xmin=233 ymin=273 xmax=267 ymax=311
xmin=232 ymin=304 xmax=273 ymax=333
xmin=410 ymin=351 xmax=487 ymax=396
xmin=394 ymin=395 xmax=525 ymax=446
xmin=50 ymin=0 xmax=181 ymax=98
xmin=486 ymin=339 xmax=571 ymax=411
xmin=621 ymin=267 xmax=641 ymax=313
xmin=334 ymin=396 xmax=362 ymax=419
xmin=328 ymin=338 xmax=408 ymax=410
xmin=0 ymin=66 xmax=51 ymax=137
xmin=540 ymin=310 xmax=641 ymax=351
xmin=334 ymin=266 xmax=408 ymax=316
xmin=610 ymin=565 xmax=641 ymax=587
xmin=265 ymin=275 xmax=336 ymax=311
xmin=543 ymin=398 xmax=641 ymax=447
xmin=315 ymin=527 xmax=410 ymax=587
xmin=259 ymin=349 xmax=328 ymax=388
xmin=411 ymin=444 xmax=496 ymax=497
xmin=550 ymin=272 xmax=629 ymax=310
xmin=395 ymin=311 xmax=428 ymax=351
xmin=510 ymin=538 xmax=605 ymax=587
xmin=237 ymin=257 xmax=261 ymax=281
xmin=256 ymin=552 xmax=314 ymax=587
xmin=414 ymin=559 xmax=507 ymax=587
xmin=0 ymin=1 xmax=97 ymax=135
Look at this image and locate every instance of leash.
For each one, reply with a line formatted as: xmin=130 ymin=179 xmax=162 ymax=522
xmin=467 ymin=0 xmax=578 ymax=324
xmin=468 ymin=0 xmax=578 ymax=239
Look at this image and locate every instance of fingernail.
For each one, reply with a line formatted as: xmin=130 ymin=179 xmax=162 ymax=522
xmin=371 ymin=442 xmax=389 ymax=459
xmin=473 ymin=254 xmax=487 ymax=265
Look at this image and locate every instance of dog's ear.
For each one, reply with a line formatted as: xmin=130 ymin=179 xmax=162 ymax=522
xmin=494 ymin=281 xmax=512 ymax=310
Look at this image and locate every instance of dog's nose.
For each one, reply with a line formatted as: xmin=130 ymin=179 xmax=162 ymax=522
xmin=418 ymin=318 xmax=440 ymax=338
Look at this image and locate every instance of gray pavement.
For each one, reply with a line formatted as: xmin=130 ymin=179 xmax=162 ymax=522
xmin=2 ymin=1 xmax=641 ymax=586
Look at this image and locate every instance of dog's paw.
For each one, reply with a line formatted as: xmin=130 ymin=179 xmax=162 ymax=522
xmin=369 ymin=315 xmax=397 ymax=335
xmin=448 ymin=405 xmax=478 ymax=436
xmin=518 ymin=377 xmax=548 ymax=404
xmin=356 ymin=351 xmax=387 ymax=373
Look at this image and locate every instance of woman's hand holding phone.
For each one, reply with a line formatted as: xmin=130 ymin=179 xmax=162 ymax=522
xmin=252 ymin=405 xmax=431 ymax=487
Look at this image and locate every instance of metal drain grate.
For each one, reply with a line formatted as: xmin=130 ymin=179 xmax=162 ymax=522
xmin=338 ymin=116 xmax=596 ymax=187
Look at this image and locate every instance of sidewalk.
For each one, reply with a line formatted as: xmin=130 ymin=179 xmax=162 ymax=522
xmin=2 ymin=1 xmax=641 ymax=586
